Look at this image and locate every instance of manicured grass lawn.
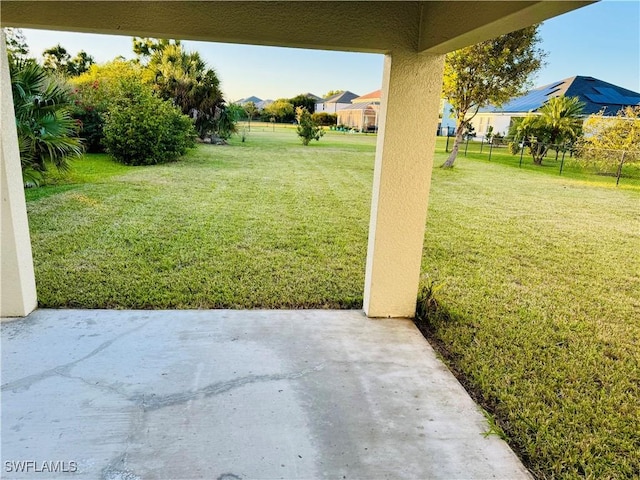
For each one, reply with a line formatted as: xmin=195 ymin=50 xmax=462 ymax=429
xmin=25 ymin=126 xmax=639 ymax=478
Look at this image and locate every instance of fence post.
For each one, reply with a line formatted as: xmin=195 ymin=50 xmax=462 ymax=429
xmin=519 ymin=142 xmax=525 ymax=167
xmin=488 ymin=141 xmax=494 ymax=161
xmin=616 ymin=150 xmax=626 ymax=186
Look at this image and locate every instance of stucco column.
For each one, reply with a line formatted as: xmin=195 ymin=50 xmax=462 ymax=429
xmin=363 ymin=49 xmax=444 ymax=318
xmin=1 ymin=33 xmax=38 ymax=317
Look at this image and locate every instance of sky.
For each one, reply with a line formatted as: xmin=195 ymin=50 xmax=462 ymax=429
xmin=15 ymin=1 xmax=640 ymax=102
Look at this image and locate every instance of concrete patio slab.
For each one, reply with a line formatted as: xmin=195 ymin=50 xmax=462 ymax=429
xmin=1 ymin=309 xmax=531 ymax=479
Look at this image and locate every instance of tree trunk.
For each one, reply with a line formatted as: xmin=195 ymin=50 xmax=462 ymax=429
xmin=441 ymin=124 xmax=465 ymax=168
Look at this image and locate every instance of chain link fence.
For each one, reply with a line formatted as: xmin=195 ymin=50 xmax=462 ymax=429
xmin=441 ymin=133 xmax=639 ymax=185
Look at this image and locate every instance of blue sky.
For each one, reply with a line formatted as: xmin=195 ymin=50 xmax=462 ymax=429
xmin=17 ymin=1 xmax=639 ymax=101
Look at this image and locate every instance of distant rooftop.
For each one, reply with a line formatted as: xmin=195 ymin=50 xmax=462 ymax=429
xmin=235 ymin=96 xmax=263 ymax=105
xmin=481 ymin=76 xmax=640 ymax=115
xmin=352 ymin=89 xmax=382 ymax=103
xmin=321 ymin=91 xmax=360 ymax=104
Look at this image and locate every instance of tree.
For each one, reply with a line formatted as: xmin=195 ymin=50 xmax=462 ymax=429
xmin=517 ymin=96 xmax=584 ymax=165
xmin=215 ymin=103 xmax=243 ymax=140
xmin=323 ymin=89 xmax=344 ymax=98
xmin=264 ymin=99 xmax=294 ymax=122
xmin=143 ymin=40 xmax=225 ymax=139
xmin=66 ymin=51 xmax=95 ymax=76
xmin=243 ymin=101 xmax=258 ymax=131
xmin=3 ymin=28 xmax=29 ymax=59
xmin=296 ymin=107 xmax=324 ymax=146
xmin=441 ymin=25 xmax=545 ymax=168
xmin=133 ymin=37 xmax=180 ymax=60
xmin=43 ymin=44 xmax=70 ymax=72
xmin=9 ymin=58 xmax=83 ymax=184
xmin=42 ymin=44 xmax=94 ymax=77
xmin=289 ymin=94 xmax=317 ymax=115
xmin=577 ymin=106 xmax=640 ymax=184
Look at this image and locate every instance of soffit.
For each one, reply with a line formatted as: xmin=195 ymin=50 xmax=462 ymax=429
xmin=1 ymin=1 xmax=593 ymax=54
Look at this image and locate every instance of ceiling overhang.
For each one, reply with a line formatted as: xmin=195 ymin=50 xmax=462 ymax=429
xmin=1 ymin=1 xmax=594 ymax=54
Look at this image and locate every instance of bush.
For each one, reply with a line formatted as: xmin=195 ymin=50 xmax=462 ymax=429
xmin=311 ymin=112 xmax=337 ymax=126
xmin=295 ymin=107 xmax=324 ymax=146
xmin=103 ymin=80 xmax=196 ymax=165
xmin=71 ymin=99 xmax=105 ymax=153
xmin=71 ymin=60 xmax=144 ymax=152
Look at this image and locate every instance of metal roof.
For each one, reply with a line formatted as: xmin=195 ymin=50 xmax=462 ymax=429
xmin=479 ymin=76 xmax=640 ymax=115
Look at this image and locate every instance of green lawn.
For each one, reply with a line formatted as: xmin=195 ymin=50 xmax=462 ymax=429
xmin=25 ymin=127 xmax=639 ymax=478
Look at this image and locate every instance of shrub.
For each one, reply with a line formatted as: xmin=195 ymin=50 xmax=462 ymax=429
xmin=311 ymin=112 xmax=337 ymax=126
xmin=295 ymin=107 xmax=324 ymax=146
xmin=103 ymin=79 xmax=196 ymax=165
xmin=71 ymin=60 xmax=144 ymax=152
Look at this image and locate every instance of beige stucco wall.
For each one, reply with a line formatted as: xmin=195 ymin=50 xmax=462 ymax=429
xmin=1 ymin=34 xmax=38 ymax=317
xmin=364 ymin=50 xmax=444 ymax=317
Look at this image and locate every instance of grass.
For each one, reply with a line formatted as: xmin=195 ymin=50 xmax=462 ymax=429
xmin=416 ymin=154 xmax=639 ymax=479
xmin=439 ymin=137 xmax=640 ymax=188
xmin=25 ymin=125 xmax=640 ymax=478
xmin=27 ymin=129 xmax=373 ymax=309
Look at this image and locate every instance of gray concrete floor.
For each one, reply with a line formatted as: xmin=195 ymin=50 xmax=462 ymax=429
xmin=1 ymin=309 xmax=530 ymax=480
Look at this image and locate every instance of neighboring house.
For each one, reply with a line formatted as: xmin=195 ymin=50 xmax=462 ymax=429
xmin=234 ymin=96 xmax=273 ymax=111
xmin=470 ymin=76 xmax=640 ymax=137
xmin=438 ymin=99 xmax=456 ymax=135
xmin=315 ymin=91 xmax=360 ymax=113
xmin=336 ymin=89 xmax=382 ymax=132
xmin=235 ymin=95 xmax=263 ymax=105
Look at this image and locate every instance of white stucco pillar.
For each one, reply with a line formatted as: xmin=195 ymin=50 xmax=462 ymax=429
xmin=363 ymin=49 xmax=444 ymax=318
xmin=1 ymin=33 xmax=38 ymax=317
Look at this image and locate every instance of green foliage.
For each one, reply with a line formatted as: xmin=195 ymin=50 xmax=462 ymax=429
xmin=289 ymin=93 xmax=317 ymax=114
xmin=517 ymin=96 xmax=584 ymax=165
xmin=441 ymin=25 xmax=545 ymax=167
xmin=9 ymin=57 xmax=83 ymax=184
xmin=243 ymin=101 xmax=259 ymax=119
xmin=103 ymin=79 xmax=195 ymax=165
xmin=4 ymin=28 xmax=29 ymax=59
xmin=264 ymin=99 xmax=294 ymax=122
xmin=132 ymin=37 xmax=180 ymax=59
xmin=311 ymin=112 xmax=338 ymax=126
xmin=215 ymin=103 xmax=243 ymax=140
xmin=295 ymin=107 xmax=324 ymax=146
xmin=70 ymin=60 xmax=144 ymax=152
xmin=323 ymin=89 xmax=344 ymax=99
xmin=578 ymin=106 xmax=640 ymax=164
xmin=140 ymin=39 xmax=225 ymax=139
xmin=42 ymin=43 xmax=94 ymax=77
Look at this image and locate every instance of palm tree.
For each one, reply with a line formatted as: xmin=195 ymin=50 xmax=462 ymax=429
xmin=146 ymin=44 xmax=225 ymax=139
xmin=10 ymin=58 xmax=83 ymax=184
xmin=537 ymin=96 xmax=585 ymax=145
xmin=518 ymin=96 xmax=584 ymax=165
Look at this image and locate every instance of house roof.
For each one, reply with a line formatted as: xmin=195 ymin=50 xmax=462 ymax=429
xmin=301 ymin=92 xmax=323 ymax=102
xmin=352 ymin=89 xmax=382 ymax=103
xmin=480 ymin=76 xmax=640 ymax=116
xmin=321 ymin=91 xmax=360 ymax=104
xmin=235 ymin=96 xmax=262 ymax=105
xmin=338 ymin=102 xmax=379 ymax=111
